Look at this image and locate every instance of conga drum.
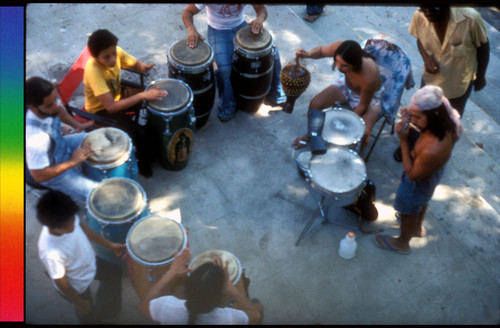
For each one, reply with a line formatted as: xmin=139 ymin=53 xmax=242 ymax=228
xmin=86 ymin=177 xmax=149 ymax=265
xmin=322 ymin=108 xmax=366 ymax=153
xmin=168 ymin=39 xmax=215 ymax=129
xmin=231 ymin=25 xmax=274 ymax=113
xmin=145 ymin=79 xmax=195 ymax=171
xmin=189 ymin=249 xmax=247 ymax=307
xmin=126 ymin=215 xmax=188 ymax=300
xmin=81 ymin=127 xmax=138 ymax=181
xmin=308 ymin=147 xmax=367 ymax=207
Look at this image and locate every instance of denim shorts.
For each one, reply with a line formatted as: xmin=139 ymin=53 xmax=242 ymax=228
xmin=393 ymin=169 xmax=443 ymax=215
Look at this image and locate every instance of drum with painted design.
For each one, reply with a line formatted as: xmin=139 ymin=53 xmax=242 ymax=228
xmin=81 ymin=127 xmax=138 ymax=181
xmin=126 ymin=215 xmax=188 ymax=300
xmin=231 ymin=25 xmax=274 ymax=113
xmin=145 ymin=78 xmax=195 ymax=171
xmin=322 ymin=108 xmax=365 ymax=152
xmin=86 ymin=177 xmax=149 ymax=265
xmin=168 ymin=39 xmax=215 ymax=129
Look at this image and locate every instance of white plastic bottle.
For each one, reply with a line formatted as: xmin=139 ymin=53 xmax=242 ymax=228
xmin=338 ymin=232 xmax=357 ymax=260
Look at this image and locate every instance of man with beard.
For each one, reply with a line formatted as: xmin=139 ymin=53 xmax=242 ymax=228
xmin=292 ymin=40 xmax=384 ymax=153
xmin=374 ymin=85 xmax=463 ymax=254
xmin=25 ymin=76 xmax=98 ymax=202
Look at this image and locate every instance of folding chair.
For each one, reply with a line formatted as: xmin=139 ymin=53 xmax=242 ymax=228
xmin=55 ymin=45 xmax=148 ymax=127
xmin=362 ymin=38 xmax=415 ymax=162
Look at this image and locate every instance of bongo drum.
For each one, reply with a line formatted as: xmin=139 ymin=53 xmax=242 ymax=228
xmin=308 ymin=147 xmax=366 ymax=207
xmin=189 ymin=249 xmax=246 ymax=307
xmin=126 ymin=215 xmax=188 ymax=300
xmin=322 ymin=108 xmax=365 ymax=153
xmin=145 ymin=78 xmax=195 ymax=171
xmin=86 ymin=177 xmax=149 ymax=265
xmin=231 ymin=25 xmax=274 ymax=113
xmin=81 ymin=127 xmax=138 ymax=181
xmin=168 ymin=39 xmax=215 ymax=129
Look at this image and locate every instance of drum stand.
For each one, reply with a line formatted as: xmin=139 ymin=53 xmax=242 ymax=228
xmin=295 ymin=194 xmax=383 ymax=246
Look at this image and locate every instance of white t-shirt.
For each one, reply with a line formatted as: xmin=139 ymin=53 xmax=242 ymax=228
xmin=25 ymin=110 xmax=55 ymax=170
xmin=196 ymin=4 xmax=246 ymax=30
xmin=38 ymin=215 xmax=96 ymax=294
xmin=150 ymin=295 xmax=249 ymax=325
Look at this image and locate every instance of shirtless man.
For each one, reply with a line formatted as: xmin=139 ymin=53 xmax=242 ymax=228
xmin=374 ymin=85 xmax=462 ymax=255
xmin=293 ymin=40 xmax=384 ymax=153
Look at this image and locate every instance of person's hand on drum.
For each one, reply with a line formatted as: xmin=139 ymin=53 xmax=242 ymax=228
xmin=70 ymin=145 xmax=93 ymax=165
xmin=108 ymin=242 xmax=127 ymax=257
xmin=186 ymin=30 xmax=204 ymax=49
xmin=213 ymin=256 xmax=232 ymax=289
xmin=169 ymin=247 xmax=192 ymax=280
xmin=75 ymin=120 xmax=95 ymax=133
xmin=249 ymin=19 xmax=264 ymax=35
xmin=141 ymin=88 xmax=168 ymax=101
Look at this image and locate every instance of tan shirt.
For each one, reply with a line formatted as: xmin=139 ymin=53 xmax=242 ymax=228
xmin=409 ymin=7 xmax=488 ymax=98
xmin=83 ymin=46 xmax=137 ymax=113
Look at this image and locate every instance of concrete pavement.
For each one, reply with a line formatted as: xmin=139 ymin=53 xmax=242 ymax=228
xmin=25 ymin=4 xmax=499 ymax=324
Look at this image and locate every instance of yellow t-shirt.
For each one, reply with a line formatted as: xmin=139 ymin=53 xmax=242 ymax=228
xmin=409 ymin=7 xmax=488 ymax=98
xmin=83 ymin=46 xmax=137 ymax=113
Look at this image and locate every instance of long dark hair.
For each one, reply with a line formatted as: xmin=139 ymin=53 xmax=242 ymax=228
xmin=423 ymin=103 xmax=457 ymax=141
xmin=185 ymin=262 xmax=225 ymax=325
xmin=333 ymin=40 xmax=375 ymax=72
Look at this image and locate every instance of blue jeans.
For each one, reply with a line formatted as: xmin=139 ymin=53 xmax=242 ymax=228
xmin=40 ymin=132 xmax=98 ymax=202
xmin=307 ymin=4 xmax=325 ymax=15
xmin=208 ymin=22 xmax=286 ymax=118
xmin=393 ymin=170 xmax=443 ymax=215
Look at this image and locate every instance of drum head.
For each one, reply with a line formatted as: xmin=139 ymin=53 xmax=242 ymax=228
xmin=82 ymin=127 xmax=130 ymax=164
xmin=309 ymin=148 xmax=366 ymax=194
xmin=127 ymin=216 xmax=185 ymax=264
xmin=322 ymin=109 xmax=365 ymax=146
xmin=146 ymin=79 xmax=192 ymax=114
xmin=296 ymin=150 xmax=312 ymax=177
xmin=235 ymin=25 xmax=272 ymax=51
xmin=88 ymin=178 xmax=145 ymax=221
xmin=190 ymin=250 xmax=240 ymax=283
xmin=169 ymin=39 xmax=212 ymax=67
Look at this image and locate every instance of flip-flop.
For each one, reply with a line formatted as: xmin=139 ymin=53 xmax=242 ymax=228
xmin=373 ymin=235 xmax=411 ymax=255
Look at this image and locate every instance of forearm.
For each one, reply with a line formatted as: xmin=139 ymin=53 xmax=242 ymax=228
xmin=182 ymin=5 xmax=198 ymax=33
xmin=30 ymin=159 xmax=80 ymax=183
xmin=476 ymin=40 xmax=489 ymax=79
xmin=139 ymin=271 xmax=178 ymax=318
xmin=225 ymin=283 xmax=260 ymax=324
xmin=58 ymin=106 xmax=86 ymax=130
xmin=102 ymin=92 xmax=144 ymax=114
xmin=80 ymin=224 xmax=113 ymax=250
xmin=54 ymin=278 xmax=87 ymax=306
xmin=400 ymin=139 xmax=414 ymax=179
xmin=253 ymin=5 xmax=267 ymax=23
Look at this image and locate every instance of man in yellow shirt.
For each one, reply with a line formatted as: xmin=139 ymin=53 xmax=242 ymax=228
xmin=409 ymin=5 xmax=489 ymax=117
xmin=84 ymin=29 xmax=167 ymax=177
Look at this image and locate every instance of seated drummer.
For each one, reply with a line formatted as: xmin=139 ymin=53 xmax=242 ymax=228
xmin=293 ymin=40 xmax=384 ymax=154
xmin=25 ymin=76 xmax=98 ymax=202
xmin=139 ymin=248 xmax=263 ymax=325
xmin=84 ymin=29 xmax=167 ymax=178
xmin=182 ymin=4 xmax=286 ymax=122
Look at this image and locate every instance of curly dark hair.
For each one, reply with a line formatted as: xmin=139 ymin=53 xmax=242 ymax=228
xmin=87 ymin=29 xmax=118 ymax=58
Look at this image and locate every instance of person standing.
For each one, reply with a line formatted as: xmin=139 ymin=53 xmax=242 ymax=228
xmin=374 ymin=85 xmax=463 ymax=255
xmin=182 ymin=4 xmax=286 ymax=122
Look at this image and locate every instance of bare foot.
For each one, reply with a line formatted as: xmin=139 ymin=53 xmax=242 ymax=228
xmin=305 ymin=14 xmax=320 ymax=22
xmin=373 ymin=234 xmax=411 ymax=255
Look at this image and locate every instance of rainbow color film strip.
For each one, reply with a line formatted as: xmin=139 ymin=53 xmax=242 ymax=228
xmin=0 ymin=6 xmax=24 ymax=322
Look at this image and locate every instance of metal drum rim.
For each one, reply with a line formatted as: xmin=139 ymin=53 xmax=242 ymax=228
xmin=188 ymin=249 xmax=242 ymax=286
xmin=145 ymin=78 xmax=194 ymax=117
xmin=126 ymin=215 xmax=188 ymax=267
xmin=167 ymin=39 xmax=214 ymax=71
xmin=83 ymin=127 xmax=133 ymax=169
xmin=322 ymin=107 xmax=366 ymax=147
xmin=86 ymin=177 xmax=148 ymax=224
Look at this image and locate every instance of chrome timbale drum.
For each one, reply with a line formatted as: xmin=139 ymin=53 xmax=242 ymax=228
xmin=86 ymin=177 xmax=149 ymax=264
xmin=167 ymin=39 xmax=215 ymax=129
xmin=322 ymin=108 xmax=365 ymax=152
xmin=126 ymin=215 xmax=188 ymax=300
xmin=145 ymin=78 xmax=195 ymax=171
xmin=296 ymin=150 xmax=312 ymax=180
xmin=81 ymin=127 xmax=138 ymax=181
xmin=308 ymin=147 xmax=366 ymax=207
